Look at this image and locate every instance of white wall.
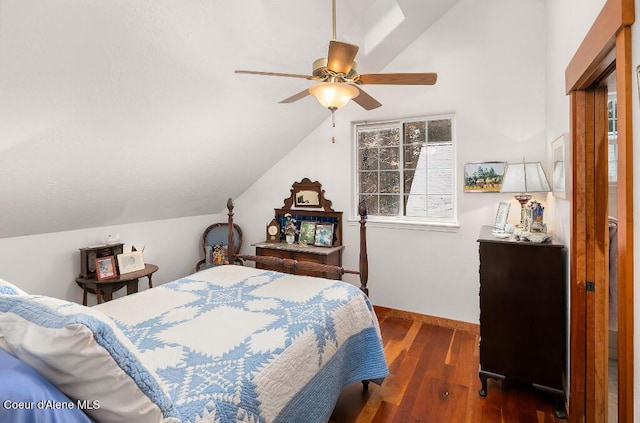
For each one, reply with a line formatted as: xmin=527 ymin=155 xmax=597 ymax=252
xmin=0 ymin=214 xmax=221 ymax=304
xmin=234 ymin=0 xmax=547 ymax=324
xmin=545 ymin=0 xmax=606 ymax=244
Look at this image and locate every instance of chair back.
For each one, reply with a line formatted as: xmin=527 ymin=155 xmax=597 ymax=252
xmin=202 ymin=223 xmax=242 ymax=253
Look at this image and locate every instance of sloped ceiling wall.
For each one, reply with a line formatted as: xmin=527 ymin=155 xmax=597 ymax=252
xmin=0 ymin=0 xmax=458 ymax=238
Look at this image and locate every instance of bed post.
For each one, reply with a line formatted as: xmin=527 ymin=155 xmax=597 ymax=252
xmin=358 ymin=202 xmax=369 ymax=296
xmin=227 ymin=198 xmax=235 ymax=265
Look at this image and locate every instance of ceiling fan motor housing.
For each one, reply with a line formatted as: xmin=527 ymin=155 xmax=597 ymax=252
xmin=312 ymin=57 xmax=359 ymax=82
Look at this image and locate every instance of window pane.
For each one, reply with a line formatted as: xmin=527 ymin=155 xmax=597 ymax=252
xmin=427 ymin=195 xmax=453 ymax=218
xmin=358 ymin=147 xmax=379 ymax=171
xmin=379 ymin=195 xmax=400 ymax=215
xmin=404 ymin=194 xmax=426 ymax=217
xmin=379 ymin=128 xmax=400 ymax=146
xmin=380 ymin=171 xmax=400 ymax=193
xmin=359 ymin=171 xmax=378 ymax=194
xmin=427 ymin=169 xmax=453 ymax=194
xmin=428 ymin=119 xmax=452 ymax=143
xmin=404 ymin=121 xmax=426 ymax=144
xmin=361 ymin=194 xmax=379 ymax=215
xmin=358 ymin=130 xmax=378 ymax=148
xmin=404 ymin=170 xmax=415 ymax=193
xmin=403 ymin=144 xmax=424 ymax=170
xmin=379 ymin=147 xmax=400 ymax=170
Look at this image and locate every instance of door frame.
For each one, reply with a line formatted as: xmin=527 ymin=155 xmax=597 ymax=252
xmin=565 ymin=0 xmax=634 ymax=421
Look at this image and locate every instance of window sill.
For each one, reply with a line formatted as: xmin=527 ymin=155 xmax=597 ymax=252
xmin=347 ymin=217 xmax=460 ymax=232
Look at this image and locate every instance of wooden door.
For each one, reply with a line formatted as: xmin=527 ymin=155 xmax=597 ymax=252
xmin=566 ymin=1 xmax=634 ymax=420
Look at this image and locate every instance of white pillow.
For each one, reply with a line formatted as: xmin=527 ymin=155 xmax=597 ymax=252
xmin=0 ymin=294 xmax=180 ymax=423
xmin=0 ymin=278 xmax=28 ymax=295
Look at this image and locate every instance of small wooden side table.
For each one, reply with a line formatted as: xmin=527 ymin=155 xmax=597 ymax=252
xmin=75 ymin=264 xmax=158 ymax=305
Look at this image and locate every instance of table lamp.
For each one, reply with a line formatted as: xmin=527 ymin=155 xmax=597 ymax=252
xmin=500 ymin=158 xmax=551 ymax=228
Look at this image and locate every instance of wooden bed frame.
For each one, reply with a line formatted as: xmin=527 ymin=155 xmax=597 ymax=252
xmin=224 ymin=198 xmax=371 ymax=296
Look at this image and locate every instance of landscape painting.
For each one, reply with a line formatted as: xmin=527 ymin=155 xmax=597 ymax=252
xmin=464 ymin=161 xmax=506 ymax=193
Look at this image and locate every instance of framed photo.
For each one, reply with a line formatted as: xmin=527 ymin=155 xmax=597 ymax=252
xmin=494 ymin=201 xmax=511 ymax=232
xmin=95 ymin=256 xmax=117 ymax=281
xmin=551 ymin=133 xmax=568 ymax=199
xmin=464 ymin=161 xmax=506 ymax=192
xmin=295 ymin=189 xmax=320 ymax=207
xmin=292 ymin=179 xmax=323 ymax=208
xmin=298 ymin=221 xmax=317 ymax=245
xmin=314 ymin=223 xmax=334 ymax=247
xmin=117 ymin=251 xmax=145 ymax=274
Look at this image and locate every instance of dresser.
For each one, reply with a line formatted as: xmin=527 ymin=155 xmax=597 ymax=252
xmin=477 ymin=225 xmax=566 ymax=418
xmin=253 ymin=242 xmax=344 ymax=279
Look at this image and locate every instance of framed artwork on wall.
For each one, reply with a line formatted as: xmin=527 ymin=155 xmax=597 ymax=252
xmin=464 ymin=161 xmax=506 ymax=192
xmin=550 ymin=133 xmax=569 ymax=199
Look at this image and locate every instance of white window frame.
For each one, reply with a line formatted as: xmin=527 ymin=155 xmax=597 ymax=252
xmin=350 ymin=114 xmax=459 ymax=232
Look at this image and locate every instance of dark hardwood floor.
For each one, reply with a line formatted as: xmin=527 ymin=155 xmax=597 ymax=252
xmin=330 ymin=306 xmax=566 ymax=423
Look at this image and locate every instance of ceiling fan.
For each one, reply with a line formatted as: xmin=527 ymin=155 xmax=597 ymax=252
xmin=235 ymin=0 xmax=437 ymax=112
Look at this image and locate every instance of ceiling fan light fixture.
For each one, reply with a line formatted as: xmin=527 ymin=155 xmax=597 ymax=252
xmin=309 ymin=82 xmax=359 ymax=110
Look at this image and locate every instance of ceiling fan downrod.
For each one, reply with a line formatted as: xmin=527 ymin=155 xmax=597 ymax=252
xmin=332 ymin=0 xmax=337 ymax=40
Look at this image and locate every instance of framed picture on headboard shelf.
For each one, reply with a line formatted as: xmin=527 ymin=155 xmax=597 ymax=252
xmin=298 ymin=221 xmax=317 ymax=245
xmin=314 ymin=223 xmax=334 ymax=247
xmin=285 ymin=178 xmax=331 ymax=209
xmin=276 ymin=178 xmax=342 ymax=246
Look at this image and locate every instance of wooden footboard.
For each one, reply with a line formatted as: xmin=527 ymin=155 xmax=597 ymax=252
xmin=225 ymin=198 xmax=370 ymax=295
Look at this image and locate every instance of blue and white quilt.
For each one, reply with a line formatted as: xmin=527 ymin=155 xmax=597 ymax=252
xmin=94 ymin=265 xmax=388 ymax=423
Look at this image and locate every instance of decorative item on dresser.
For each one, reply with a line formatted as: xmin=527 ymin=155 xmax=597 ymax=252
xmin=226 ymin=189 xmax=371 ymax=295
xmin=477 ymin=225 xmax=566 ymax=418
xmin=250 ymin=178 xmax=347 ymax=280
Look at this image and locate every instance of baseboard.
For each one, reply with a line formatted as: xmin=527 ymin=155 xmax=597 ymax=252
xmin=373 ymin=305 xmax=480 ymax=334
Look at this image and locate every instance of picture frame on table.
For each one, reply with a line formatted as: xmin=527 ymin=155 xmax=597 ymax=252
xmin=494 ymin=201 xmax=511 ymax=233
xmin=464 ymin=161 xmax=506 ymax=192
xmin=95 ymin=256 xmax=117 ymax=281
xmin=314 ymin=223 xmax=334 ymax=247
xmin=298 ymin=221 xmax=317 ymax=245
xmin=117 ymin=251 xmax=145 ymax=274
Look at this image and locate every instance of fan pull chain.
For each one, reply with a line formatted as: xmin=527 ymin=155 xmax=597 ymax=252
xmin=331 ymin=109 xmax=336 ymax=143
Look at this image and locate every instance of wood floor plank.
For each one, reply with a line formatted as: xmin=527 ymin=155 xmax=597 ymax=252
xmin=330 ymin=310 xmax=565 ymax=423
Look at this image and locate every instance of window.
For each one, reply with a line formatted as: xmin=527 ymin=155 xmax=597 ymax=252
xmin=354 ymin=115 xmax=456 ymax=226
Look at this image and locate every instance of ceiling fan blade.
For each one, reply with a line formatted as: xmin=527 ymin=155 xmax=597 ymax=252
xmin=327 ymin=40 xmax=359 ymax=75
xmin=359 ymin=73 xmax=438 ymax=85
xmin=279 ymin=89 xmax=311 ymax=104
xmin=352 ymin=86 xmax=382 ymax=110
xmin=235 ymin=70 xmax=313 ymax=80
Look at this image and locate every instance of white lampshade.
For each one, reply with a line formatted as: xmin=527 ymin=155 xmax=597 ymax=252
xmin=309 ymin=82 xmax=359 ymax=110
xmin=501 ymin=161 xmax=551 ymax=193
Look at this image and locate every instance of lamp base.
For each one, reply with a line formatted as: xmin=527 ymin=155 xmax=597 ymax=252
xmin=513 ymin=194 xmax=532 ymax=228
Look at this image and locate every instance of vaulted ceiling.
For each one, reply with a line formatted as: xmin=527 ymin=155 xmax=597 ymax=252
xmin=0 ymin=0 xmax=459 ymax=238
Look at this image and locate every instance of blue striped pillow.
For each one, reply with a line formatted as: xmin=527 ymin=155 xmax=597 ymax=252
xmin=0 ymin=294 xmax=180 ymax=423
